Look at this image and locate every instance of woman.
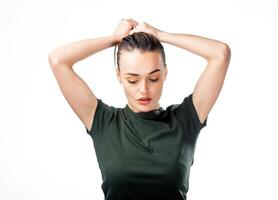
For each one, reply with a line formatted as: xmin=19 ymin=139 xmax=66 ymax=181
xmin=48 ymin=18 xmax=231 ymax=200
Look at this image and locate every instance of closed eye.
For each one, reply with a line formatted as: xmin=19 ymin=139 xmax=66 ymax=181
xmin=149 ymin=78 xmax=159 ymax=82
xmin=128 ymin=78 xmax=159 ymax=84
xmin=127 ymin=80 xmax=137 ymax=84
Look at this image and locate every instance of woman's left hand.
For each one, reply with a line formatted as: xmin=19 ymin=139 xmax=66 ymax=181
xmin=129 ymin=21 xmax=162 ymax=41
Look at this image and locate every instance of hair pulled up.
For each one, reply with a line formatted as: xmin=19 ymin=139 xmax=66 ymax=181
xmin=114 ymin=32 xmax=166 ymax=71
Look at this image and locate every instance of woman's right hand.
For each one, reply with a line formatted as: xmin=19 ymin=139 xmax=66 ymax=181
xmin=113 ymin=18 xmax=139 ymax=44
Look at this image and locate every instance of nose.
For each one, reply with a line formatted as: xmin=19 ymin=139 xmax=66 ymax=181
xmin=138 ymin=80 xmax=149 ymax=94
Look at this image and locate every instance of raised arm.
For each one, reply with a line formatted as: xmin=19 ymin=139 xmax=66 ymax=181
xmin=129 ymin=21 xmax=231 ymax=124
xmin=159 ymin=32 xmax=231 ymax=123
xmin=158 ymin=31 xmax=231 ymax=124
xmin=48 ymin=18 xmax=138 ymax=133
xmin=48 ymin=35 xmax=117 ymax=133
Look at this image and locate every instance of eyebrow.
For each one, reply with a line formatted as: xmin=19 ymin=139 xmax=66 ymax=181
xmin=124 ymin=69 xmax=161 ymax=76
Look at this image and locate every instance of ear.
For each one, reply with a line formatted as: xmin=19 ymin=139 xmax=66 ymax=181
xmin=163 ymin=64 xmax=168 ymax=80
xmin=116 ymin=67 xmax=122 ymax=83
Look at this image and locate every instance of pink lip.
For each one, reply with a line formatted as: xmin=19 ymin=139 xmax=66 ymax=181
xmin=138 ymin=97 xmax=151 ymax=100
xmin=137 ymin=98 xmax=152 ymax=105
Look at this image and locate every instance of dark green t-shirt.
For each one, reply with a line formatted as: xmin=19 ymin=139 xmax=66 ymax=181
xmin=85 ymin=93 xmax=207 ymax=200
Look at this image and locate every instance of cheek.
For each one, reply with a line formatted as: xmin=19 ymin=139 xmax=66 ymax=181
xmin=152 ymin=82 xmax=164 ymax=95
xmin=152 ymin=80 xmax=163 ymax=89
xmin=123 ymin=84 xmax=137 ymax=97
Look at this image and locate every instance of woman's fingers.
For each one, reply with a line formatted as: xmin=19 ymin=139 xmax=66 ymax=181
xmin=113 ymin=18 xmax=140 ymax=42
xmin=122 ymin=18 xmax=138 ymax=27
xmin=128 ymin=22 xmax=161 ymax=39
xmin=116 ymin=18 xmax=161 ymax=39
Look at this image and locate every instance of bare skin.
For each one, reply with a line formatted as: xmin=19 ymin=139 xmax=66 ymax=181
xmin=116 ymin=49 xmax=168 ymax=113
xmin=48 ymin=18 xmax=231 ymax=134
xmin=121 ymin=21 xmax=231 ymax=123
xmin=48 ymin=18 xmax=137 ymax=133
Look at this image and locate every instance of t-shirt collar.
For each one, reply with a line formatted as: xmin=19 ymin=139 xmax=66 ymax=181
xmin=124 ymin=104 xmax=164 ymax=119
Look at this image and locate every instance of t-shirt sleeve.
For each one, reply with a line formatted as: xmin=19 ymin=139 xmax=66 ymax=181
xmin=174 ymin=92 xmax=208 ymax=133
xmin=85 ymin=98 xmax=116 ymax=138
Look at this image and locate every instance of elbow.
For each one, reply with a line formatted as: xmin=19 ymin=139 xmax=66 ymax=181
xmin=48 ymin=50 xmax=61 ymax=69
xmin=48 ymin=49 xmax=71 ymax=69
xmin=208 ymin=43 xmax=231 ymax=68
xmin=208 ymin=43 xmax=231 ymax=64
xmin=217 ymin=43 xmax=231 ymax=62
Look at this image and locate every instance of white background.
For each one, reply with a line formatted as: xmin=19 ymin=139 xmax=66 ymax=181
xmin=1 ymin=0 xmax=278 ymax=199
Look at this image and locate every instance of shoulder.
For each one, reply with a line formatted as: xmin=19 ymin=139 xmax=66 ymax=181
xmin=167 ymin=93 xmax=207 ymax=130
xmin=85 ymin=98 xmax=121 ymax=136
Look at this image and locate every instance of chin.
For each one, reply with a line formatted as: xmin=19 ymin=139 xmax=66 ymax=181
xmin=138 ymin=102 xmax=156 ymax=110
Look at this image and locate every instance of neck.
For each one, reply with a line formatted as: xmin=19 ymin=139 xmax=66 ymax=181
xmin=128 ymin=102 xmax=160 ymax=113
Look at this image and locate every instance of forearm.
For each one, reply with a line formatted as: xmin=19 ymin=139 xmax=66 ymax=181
xmin=49 ymin=35 xmax=119 ymax=68
xmin=158 ymin=31 xmax=229 ymax=61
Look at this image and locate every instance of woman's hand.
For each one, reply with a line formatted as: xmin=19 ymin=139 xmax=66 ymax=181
xmin=113 ymin=18 xmax=139 ymax=44
xmin=129 ymin=21 xmax=162 ymax=41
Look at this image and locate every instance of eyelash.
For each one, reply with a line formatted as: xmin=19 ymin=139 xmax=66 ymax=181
xmin=128 ymin=78 xmax=159 ymax=84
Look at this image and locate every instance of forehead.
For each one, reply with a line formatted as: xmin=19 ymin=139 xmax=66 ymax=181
xmin=120 ymin=50 xmax=163 ymax=75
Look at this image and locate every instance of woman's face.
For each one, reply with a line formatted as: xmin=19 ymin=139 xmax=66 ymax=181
xmin=116 ymin=49 xmax=168 ymax=113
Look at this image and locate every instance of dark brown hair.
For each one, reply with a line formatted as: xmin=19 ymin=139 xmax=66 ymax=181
xmin=114 ymin=32 xmax=166 ymax=71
